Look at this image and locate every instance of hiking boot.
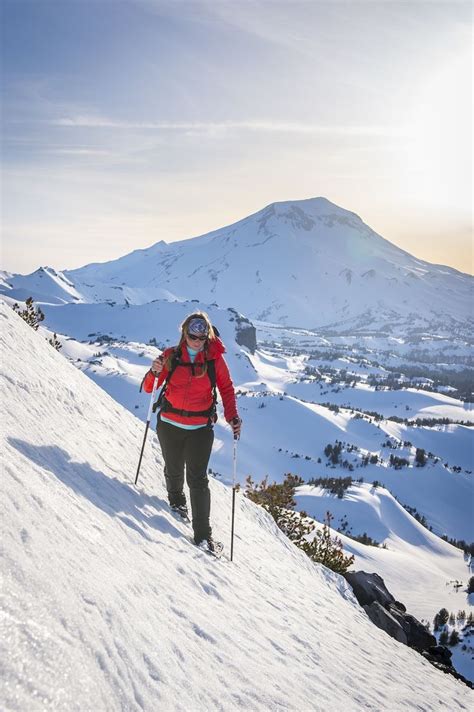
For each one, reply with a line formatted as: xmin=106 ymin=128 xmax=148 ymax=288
xmin=195 ymin=536 xmax=224 ymax=557
xmin=170 ymin=503 xmax=189 ymax=520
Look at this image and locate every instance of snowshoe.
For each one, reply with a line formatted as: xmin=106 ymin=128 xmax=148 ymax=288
xmin=196 ymin=537 xmax=224 ymax=559
xmin=170 ymin=503 xmax=190 ymax=522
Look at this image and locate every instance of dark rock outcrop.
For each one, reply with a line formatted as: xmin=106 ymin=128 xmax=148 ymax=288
xmin=421 ymin=647 xmax=474 ymax=689
xmin=345 ymin=571 xmax=436 ymax=649
xmin=227 ymin=308 xmax=257 ymax=353
xmin=344 ymin=570 xmax=472 ymax=689
xmin=387 ymin=606 xmax=435 ymax=651
xmin=344 ymin=571 xmax=395 ymax=608
xmin=236 ymin=324 xmax=257 ymax=353
xmin=363 ymin=602 xmax=407 ymax=644
xmin=392 ymin=600 xmax=406 ymax=613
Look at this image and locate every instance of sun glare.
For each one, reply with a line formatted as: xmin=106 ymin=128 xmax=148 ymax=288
xmin=402 ymin=49 xmax=471 ymax=215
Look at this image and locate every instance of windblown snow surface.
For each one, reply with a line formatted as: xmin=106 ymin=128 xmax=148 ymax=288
xmin=1 ymin=302 xmax=472 ymax=711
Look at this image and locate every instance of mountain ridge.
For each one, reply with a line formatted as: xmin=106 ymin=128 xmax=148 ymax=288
xmin=1 ymin=197 xmax=471 ymax=333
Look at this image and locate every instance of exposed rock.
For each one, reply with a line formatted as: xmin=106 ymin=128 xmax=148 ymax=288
xmin=426 ymin=645 xmax=453 ymax=664
xmin=421 ymin=647 xmax=474 ymax=690
xmin=387 ymin=605 xmax=436 ymax=650
xmin=344 ymin=570 xmax=472 ymax=689
xmin=392 ymin=600 xmax=406 ymax=613
xmin=344 ymin=571 xmax=395 ymax=608
xmin=227 ymin=308 xmax=257 ymax=353
xmin=363 ymin=602 xmax=407 ymax=645
xmin=236 ymin=324 xmax=257 ymax=353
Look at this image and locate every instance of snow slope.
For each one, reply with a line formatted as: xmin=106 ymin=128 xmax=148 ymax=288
xmin=0 ymin=266 xmax=83 ymax=305
xmin=2 ymin=302 xmax=473 ymax=711
xmin=38 ymin=297 xmax=256 ymax=388
xmin=286 ymin=380 xmax=474 ymax=423
xmin=295 ymin=484 xmax=472 ymax=621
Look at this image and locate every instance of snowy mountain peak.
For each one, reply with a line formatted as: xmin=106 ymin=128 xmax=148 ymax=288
xmin=261 ymin=196 xmax=357 ymax=216
xmin=1 ymin=197 xmax=472 ymax=334
xmin=243 ymin=196 xmax=364 ymax=236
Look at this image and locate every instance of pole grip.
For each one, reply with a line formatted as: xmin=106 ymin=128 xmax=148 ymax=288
xmin=146 ymin=376 xmax=159 ymax=420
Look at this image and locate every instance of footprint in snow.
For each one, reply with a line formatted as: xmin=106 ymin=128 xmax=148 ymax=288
xmin=192 ymin=623 xmax=216 ymax=644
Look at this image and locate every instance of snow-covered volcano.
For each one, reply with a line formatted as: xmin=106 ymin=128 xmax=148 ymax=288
xmin=2 ymin=301 xmax=473 ymax=710
xmin=2 ymin=197 xmax=472 ymax=333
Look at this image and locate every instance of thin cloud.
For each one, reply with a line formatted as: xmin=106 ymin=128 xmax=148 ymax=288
xmin=52 ymin=116 xmax=408 ymax=137
xmin=48 ymin=148 xmax=113 ymax=156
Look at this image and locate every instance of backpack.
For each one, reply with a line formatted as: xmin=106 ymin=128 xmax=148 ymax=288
xmin=151 ymin=348 xmax=218 ymax=425
xmin=141 ymin=326 xmax=221 ymax=425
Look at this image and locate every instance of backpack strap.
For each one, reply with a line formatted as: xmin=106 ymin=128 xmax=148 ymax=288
xmin=139 ymin=371 xmax=150 ymax=393
xmin=154 ymin=352 xmax=219 ymax=425
xmin=152 ymin=348 xmax=180 ymax=413
xmin=207 ymin=359 xmax=218 ymax=424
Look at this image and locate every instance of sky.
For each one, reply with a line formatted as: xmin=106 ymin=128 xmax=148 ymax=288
xmin=1 ymin=0 xmax=472 ymax=275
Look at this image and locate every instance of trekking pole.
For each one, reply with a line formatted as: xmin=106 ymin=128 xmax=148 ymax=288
xmin=230 ymin=436 xmax=238 ymax=561
xmin=134 ymin=375 xmax=159 ymax=485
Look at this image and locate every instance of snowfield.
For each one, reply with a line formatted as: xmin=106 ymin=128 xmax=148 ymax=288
xmin=286 ymin=380 xmax=474 ymax=423
xmin=2 ymin=301 xmax=473 ymax=711
xmin=210 ymin=393 xmax=473 ymax=542
xmin=295 ymin=484 xmax=471 ymax=621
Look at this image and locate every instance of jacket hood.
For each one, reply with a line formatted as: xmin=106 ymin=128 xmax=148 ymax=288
xmin=206 ymin=336 xmax=226 ymax=358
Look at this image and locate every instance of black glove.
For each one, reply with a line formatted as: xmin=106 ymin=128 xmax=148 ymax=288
xmin=230 ymin=416 xmax=242 ymax=440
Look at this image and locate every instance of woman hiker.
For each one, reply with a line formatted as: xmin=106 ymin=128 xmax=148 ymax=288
xmin=141 ymin=312 xmax=241 ymax=554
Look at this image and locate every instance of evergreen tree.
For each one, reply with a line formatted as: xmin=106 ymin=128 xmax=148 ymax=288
xmin=12 ymin=297 xmax=44 ymax=330
xmin=415 ymin=448 xmax=427 ymax=466
xmin=245 ymin=473 xmax=303 ymax=522
xmin=437 ymin=608 xmax=449 ymax=626
xmin=301 ymin=512 xmax=355 ymax=575
xmin=448 ymin=630 xmax=460 ymax=646
xmin=468 ymin=576 xmax=474 ymax=594
xmin=438 ymin=629 xmax=449 ymax=645
xmin=48 ymin=333 xmax=62 ymax=351
xmin=245 ymin=475 xmax=354 ymax=574
xmin=448 ymin=612 xmax=456 ymax=626
xmin=12 ymin=298 xmax=62 ymax=350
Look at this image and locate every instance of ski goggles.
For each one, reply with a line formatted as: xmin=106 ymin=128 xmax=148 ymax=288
xmin=187 ymin=318 xmax=209 ymax=340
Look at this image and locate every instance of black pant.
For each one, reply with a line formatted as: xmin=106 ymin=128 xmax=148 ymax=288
xmin=156 ymin=417 xmax=214 ymax=543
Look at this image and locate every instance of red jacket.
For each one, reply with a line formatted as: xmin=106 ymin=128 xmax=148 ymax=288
xmin=142 ymin=338 xmax=238 ymax=427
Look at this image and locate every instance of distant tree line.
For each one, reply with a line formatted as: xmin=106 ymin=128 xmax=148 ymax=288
xmin=433 ymin=606 xmax=474 ymax=648
xmin=441 ymin=536 xmax=474 ymax=557
xmin=307 ymin=475 xmax=353 ymax=498
xmin=384 ymin=365 xmax=473 ymax=403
